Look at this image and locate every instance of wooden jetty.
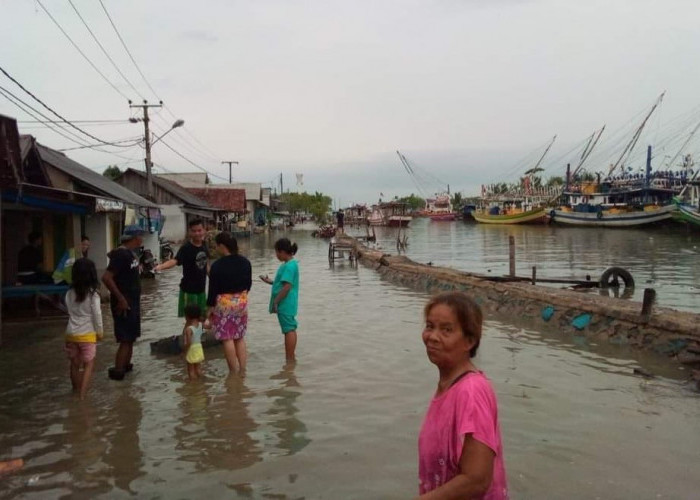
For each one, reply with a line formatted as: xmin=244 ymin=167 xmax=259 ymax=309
xmin=338 ymin=235 xmax=700 ymax=371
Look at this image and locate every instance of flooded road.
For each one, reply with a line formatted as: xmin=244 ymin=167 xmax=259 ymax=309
xmin=1 ymin=228 xmax=699 ymax=499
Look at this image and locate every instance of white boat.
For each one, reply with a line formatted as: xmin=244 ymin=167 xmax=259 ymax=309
xmin=552 ymin=204 xmax=675 ymax=227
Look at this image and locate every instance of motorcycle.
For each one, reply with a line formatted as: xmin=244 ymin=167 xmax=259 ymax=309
xmin=139 ymin=248 xmax=157 ymax=279
xmin=160 ymin=237 xmax=174 ymax=262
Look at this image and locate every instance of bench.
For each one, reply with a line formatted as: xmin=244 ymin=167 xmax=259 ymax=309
xmin=1 ymin=284 xmax=69 ymax=317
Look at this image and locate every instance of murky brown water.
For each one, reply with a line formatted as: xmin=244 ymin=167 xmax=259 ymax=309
xmin=1 ymin=228 xmax=699 ymax=499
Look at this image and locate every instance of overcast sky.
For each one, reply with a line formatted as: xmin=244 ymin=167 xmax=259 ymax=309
xmin=2 ymin=0 xmax=700 ymax=204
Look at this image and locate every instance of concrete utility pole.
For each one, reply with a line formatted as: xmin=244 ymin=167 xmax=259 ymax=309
xmin=280 ymin=172 xmax=283 ymax=194
xmin=129 ymin=100 xmax=162 ymax=200
xmin=222 ymin=161 xmax=239 ymax=184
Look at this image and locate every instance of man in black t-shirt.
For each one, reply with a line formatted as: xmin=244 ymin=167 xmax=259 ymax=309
xmin=102 ymin=226 xmax=145 ymax=380
xmin=17 ymin=232 xmax=52 ymax=284
xmin=155 ymin=219 xmax=209 ymax=317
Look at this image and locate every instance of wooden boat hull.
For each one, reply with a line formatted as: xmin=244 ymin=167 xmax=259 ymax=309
xmin=387 ymin=216 xmax=412 ymax=227
xmin=552 ymin=204 xmax=674 ymax=227
xmin=473 ymin=208 xmax=548 ymax=225
xmin=675 ymin=205 xmax=700 ymax=226
xmin=428 ymin=213 xmax=456 ymax=221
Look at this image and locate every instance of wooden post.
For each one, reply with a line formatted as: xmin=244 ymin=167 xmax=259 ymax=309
xmin=509 ymin=235 xmax=515 ymax=277
xmin=641 ymin=288 xmax=656 ymax=321
xmin=531 ymin=265 xmax=537 ymax=285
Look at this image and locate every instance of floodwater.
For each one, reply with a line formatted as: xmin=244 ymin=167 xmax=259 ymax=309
xmin=1 ymin=227 xmax=699 ymax=499
xmin=368 ymin=217 xmax=700 ymax=313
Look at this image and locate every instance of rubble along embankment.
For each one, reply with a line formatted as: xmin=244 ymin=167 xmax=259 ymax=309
xmin=339 ymin=235 xmax=700 ymax=367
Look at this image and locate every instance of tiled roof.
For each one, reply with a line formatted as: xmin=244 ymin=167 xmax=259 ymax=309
xmin=187 ymin=187 xmax=246 ymax=212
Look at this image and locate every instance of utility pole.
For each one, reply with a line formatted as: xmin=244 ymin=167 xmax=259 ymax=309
xmin=129 ymin=100 xmax=162 ymax=200
xmin=280 ymin=172 xmax=283 ymax=194
xmin=222 ymin=161 xmax=239 ymax=184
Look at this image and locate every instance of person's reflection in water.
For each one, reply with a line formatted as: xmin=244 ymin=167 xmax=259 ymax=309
xmin=63 ymin=401 xmax=111 ymax=496
xmin=102 ymin=392 xmax=145 ymax=495
xmin=265 ymin=362 xmax=310 ymax=456
xmin=197 ymin=374 xmax=261 ymax=472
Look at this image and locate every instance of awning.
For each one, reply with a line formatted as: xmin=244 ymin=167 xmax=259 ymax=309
xmin=1 ymin=190 xmax=88 ymax=214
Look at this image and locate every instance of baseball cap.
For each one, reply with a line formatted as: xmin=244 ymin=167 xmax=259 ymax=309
xmin=120 ymin=225 xmax=147 ymax=242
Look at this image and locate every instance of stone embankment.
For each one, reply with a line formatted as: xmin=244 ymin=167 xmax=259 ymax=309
xmin=340 ymin=235 xmax=700 ymax=377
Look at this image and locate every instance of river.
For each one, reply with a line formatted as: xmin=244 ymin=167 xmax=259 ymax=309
xmin=0 ymin=226 xmax=698 ymax=499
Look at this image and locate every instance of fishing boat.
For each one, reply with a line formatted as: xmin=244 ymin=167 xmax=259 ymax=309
xmin=673 ymin=158 xmax=700 ymax=227
xmin=474 ymin=135 xmax=558 ymax=225
xmin=367 ymin=201 xmax=412 ymax=227
xmin=553 ymin=93 xmax=686 ymax=228
xmin=473 ymin=204 xmax=549 ymax=224
xmin=425 ymin=194 xmax=456 ymax=221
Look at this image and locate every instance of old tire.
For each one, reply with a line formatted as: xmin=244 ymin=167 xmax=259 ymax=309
xmin=599 ymin=267 xmax=634 ymax=289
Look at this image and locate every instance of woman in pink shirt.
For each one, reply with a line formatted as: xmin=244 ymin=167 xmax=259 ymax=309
xmin=418 ymin=292 xmax=508 ymax=499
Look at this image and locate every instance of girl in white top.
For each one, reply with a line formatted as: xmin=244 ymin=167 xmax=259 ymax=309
xmin=64 ymin=258 xmax=103 ymax=399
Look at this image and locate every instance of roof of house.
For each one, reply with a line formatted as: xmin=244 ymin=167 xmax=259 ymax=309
xmin=187 ymin=187 xmax=247 ymax=212
xmin=156 ymin=172 xmax=210 ymax=187
xmin=20 ymin=136 xmax=157 ymax=207
xmin=204 ymin=182 xmax=262 ymax=201
xmin=123 ymin=168 xmax=211 ymax=208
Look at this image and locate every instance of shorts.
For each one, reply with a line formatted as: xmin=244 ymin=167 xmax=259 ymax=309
xmin=186 ymin=343 xmax=204 ymax=364
xmin=65 ymin=342 xmax=96 ymax=363
xmin=111 ymin=296 xmax=141 ymax=343
xmin=178 ymin=290 xmax=207 ymax=318
xmin=277 ymin=313 xmax=297 ymax=334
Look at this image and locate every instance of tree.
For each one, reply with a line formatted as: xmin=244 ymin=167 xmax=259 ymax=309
xmin=396 ymin=193 xmax=425 ymax=211
xmin=546 ymin=176 xmax=565 ymax=187
xmin=103 ymin=165 xmax=122 ymax=180
xmin=451 ymin=192 xmax=464 ymax=210
xmin=280 ymin=191 xmax=333 ymax=223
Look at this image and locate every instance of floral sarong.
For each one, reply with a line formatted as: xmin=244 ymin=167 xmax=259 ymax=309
xmin=211 ymin=292 xmax=248 ymax=341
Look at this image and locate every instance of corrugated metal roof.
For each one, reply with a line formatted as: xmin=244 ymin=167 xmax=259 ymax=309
xmin=24 ymin=137 xmax=157 ymax=208
xmin=124 ymin=168 xmax=211 ymax=208
xmin=187 ymin=187 xmax=246 ymax=212
xmin=156 ymin=172 xmax=210 ymax=187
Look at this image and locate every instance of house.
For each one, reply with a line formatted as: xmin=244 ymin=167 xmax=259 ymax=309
xmin=116 ymin=168 xmax=217 ymax=242
xmin=156 ymin=172 xmax=211 ymax=188
xmin=186 ymin=187 xmax=247 ymax=231
xmin=156 ymin=174 xmax=271 ymax=227
xmin=1 ymin=116 xmax=158 ymax=285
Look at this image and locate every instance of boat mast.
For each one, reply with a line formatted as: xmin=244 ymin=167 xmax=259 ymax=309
xmin=608 ymin=92 xmax=665 ymax=177
xmin=531 ymin=135 xmax=558 ymax=172
xmin=664 ymin=117 xmax=700 ymax=175
xmin=572 ymin=125 xmax=606 ymax=179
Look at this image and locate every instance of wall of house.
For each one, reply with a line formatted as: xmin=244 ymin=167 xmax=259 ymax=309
xmin=160 ymin=204 xmax=187 ymax=243
xmin=85 ymin=212 xmax=112 ymax=271
xmin=117 ymin=172 xmax=182 ymax=206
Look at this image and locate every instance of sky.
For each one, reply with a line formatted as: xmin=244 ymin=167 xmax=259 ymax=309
xmin=2 ymin=0 xmax=700 ymax=205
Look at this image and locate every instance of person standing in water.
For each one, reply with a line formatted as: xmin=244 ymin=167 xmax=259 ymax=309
xmin=207 ymin=232 xmax=252 ymax=373
xmin=182 ymin=303 xmax=205 ymax=380
xmin=102 ymin=226 xmax=144 ymax=381
xmin=260 ymin=238 xmax=300 ymax=361
xmin=155 ymin=219 xmax=209 ymax=317
xmin=418 ymin=292 xmax=508 ymax=499
xmin=64 ymin=258 xmax=103 ymax=399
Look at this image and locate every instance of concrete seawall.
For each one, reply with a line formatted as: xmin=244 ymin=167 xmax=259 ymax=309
xmin=340 ymin=235 xmax=700 ymax=367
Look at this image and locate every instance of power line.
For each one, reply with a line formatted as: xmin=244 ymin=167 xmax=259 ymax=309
xmin=67 ymin=0 xmax=146 ymax=101
xmin=0 ymin=65 xmax=135 ymax=147
xmin=58 ymin=136 xmax=143 ymax=152
xmin=35 ymin=0 xmax=129 ymax=101
xmin=18 ymin=119 xmax=130 ymax=124
xmin=96 ymin=0 xmax=222 ymax=160
xmin=158 ymin=138 xmax=229 ymax=182
xmin=0 ymin=86 xmax=138 ymax=161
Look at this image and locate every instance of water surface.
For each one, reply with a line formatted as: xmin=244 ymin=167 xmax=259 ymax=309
xmin=0 ymin=229 xmax=698 ymax=499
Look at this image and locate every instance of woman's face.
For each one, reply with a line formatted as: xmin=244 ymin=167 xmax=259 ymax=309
xmin=422 ymin=304 xmax=475 ymax=368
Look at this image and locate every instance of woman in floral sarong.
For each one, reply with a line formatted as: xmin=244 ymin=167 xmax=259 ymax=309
xmin=207 ymin=232 xmax=252 ymax=373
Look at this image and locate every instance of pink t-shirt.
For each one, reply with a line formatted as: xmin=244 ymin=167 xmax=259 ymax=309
xmin=418 ymin=371 xmax=508 ymax=499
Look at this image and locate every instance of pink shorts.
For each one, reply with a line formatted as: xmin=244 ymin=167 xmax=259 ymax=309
xmin=65 ymin=342 xmax=96 ymax=363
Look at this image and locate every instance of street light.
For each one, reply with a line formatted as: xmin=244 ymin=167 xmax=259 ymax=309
xmin=151 ymin=119 xmax=185 ymax=146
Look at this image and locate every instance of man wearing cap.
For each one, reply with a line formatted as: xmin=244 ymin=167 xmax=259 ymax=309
xmin=102 ymin=225 xmax=144 ymax=380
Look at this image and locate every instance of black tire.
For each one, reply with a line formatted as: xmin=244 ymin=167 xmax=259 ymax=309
xmin=549 ymin=209 xmax=556 ymax=218
xmin=599 ymin=267 xmax=635 ymax=289
xmin=596 ymin=210 xmax=603 ymax=219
